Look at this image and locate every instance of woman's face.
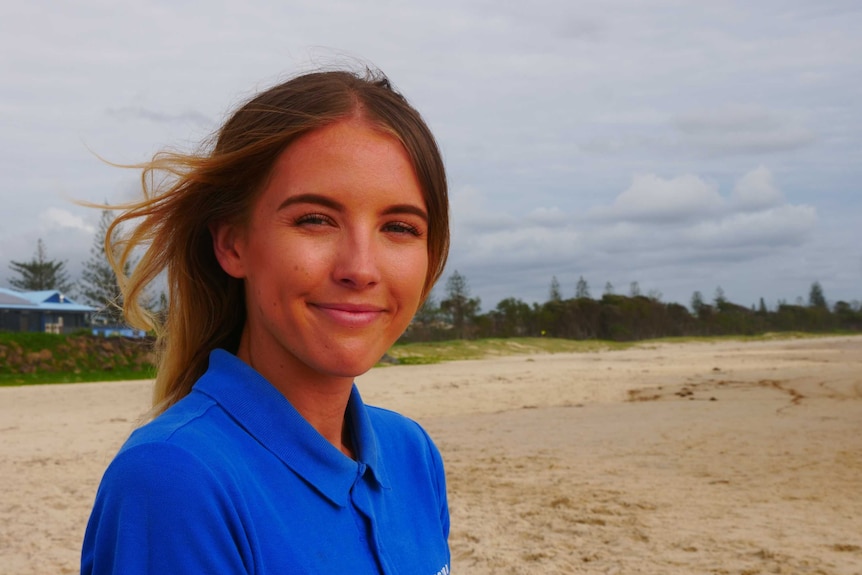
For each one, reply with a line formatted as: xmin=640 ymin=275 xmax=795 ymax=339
xmin=213 ymin=117 xmax=428 ymax=385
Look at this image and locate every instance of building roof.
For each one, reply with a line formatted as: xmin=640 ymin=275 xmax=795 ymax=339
xmin=0 ymin=287 xmax=96 ymax=313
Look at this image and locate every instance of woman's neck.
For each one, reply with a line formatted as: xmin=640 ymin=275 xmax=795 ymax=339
xmin=236 ymin=333 xmax=356 ymax=457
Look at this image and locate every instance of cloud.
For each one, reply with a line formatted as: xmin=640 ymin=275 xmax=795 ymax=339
xmin=673 ymin=105 xmax=815 ymax=156
xmin=525 ymin=206 xmax=568 ymax=227
xmin=594 ymin=173 xmax=724 ymax=224
xmin=449 ymin=166 xmax=826 ymax=307
xmin=450 ymin=187 xmax=581 ymax=266
xmin=684 ymin=204 xmax=817 ymax=249
xmin=460 ymin=225 xmax=582 ymax=266
xmin=730 ymin=165 xmax=784 ymax=211
xmin=446 ymin=167 xmax=817 ymax=306
xmin=579 ymin=134 xmax=667 ymax=156
xmin=594 ymin=168 xmax=816 ymax=251
xmin=106 ymin=106 xmax=211 ymax=126
xmin=554 ymin=17 xmax=603 ymax=41
xmin=587 ymin=166 xmax=806 ymax=227
xmin=1 ymin=0 xmax=858 ymax=311
xmin=39 ymin=208 xmax=95 ymax=234
xmin=450 ymin=185 xmax=520 ymax=232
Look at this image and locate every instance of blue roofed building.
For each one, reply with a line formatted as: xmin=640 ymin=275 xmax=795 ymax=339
xmin=0 ymin=287 xmax=96 ymax=334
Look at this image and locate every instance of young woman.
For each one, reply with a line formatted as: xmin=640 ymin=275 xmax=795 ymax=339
xmin=81 ymin=69 xmax=451 ymax=575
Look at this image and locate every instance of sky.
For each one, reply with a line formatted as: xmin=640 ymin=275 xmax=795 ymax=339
xmin=1 ymin=0 xmax=860 ymax=312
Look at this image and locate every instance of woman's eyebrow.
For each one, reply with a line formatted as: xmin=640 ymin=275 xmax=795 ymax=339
xmin=382 ymin=204 xmax=428 ymax=222
xmin=278 ymin=194 xmax=428 ymax=222
xmin=277 ymin=193 xmax=342 ymax=212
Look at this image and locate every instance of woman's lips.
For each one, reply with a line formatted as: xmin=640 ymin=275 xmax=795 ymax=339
xmin=311 ymin=303 xmax=386 ymax=328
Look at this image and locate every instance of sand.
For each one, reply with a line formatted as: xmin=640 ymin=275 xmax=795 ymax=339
xmin=1 ymin=336 xmax=860 ymax=574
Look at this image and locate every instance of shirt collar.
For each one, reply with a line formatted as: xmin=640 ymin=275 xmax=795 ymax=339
xmin=346 ymin=383 xmax=389 ymax=488
xmin=194 ymin=349 xmax=389 ymax=507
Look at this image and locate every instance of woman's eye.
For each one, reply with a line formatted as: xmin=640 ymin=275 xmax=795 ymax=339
xmin=384 ymin=222 xmax=422 ymax=236
xmin=295 ymin=213 xmax=332 ymax=226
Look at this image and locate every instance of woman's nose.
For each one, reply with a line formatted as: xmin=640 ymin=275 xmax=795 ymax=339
xmin=333 ymin=231 xmax=381 ymax=289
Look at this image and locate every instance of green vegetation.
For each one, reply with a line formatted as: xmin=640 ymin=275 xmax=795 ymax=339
xmin=0 ymin=332 xmax=155 ymax=387
xmin=381 ymin=332 xmax=848 ymax=366
xmin=1 ymin=330 xmax=856 ymax=385
xmin=404 ymin=277 xmax=862 ymax=344
xmin=643 ymin=331 xmax=844 ymax=344
xmin=7 ymin=238 xmax=72 ymax=292
xmin=386 ymin=337 xmax=632 ymax=365
xmin=0 ymin=366 xmax=155 ymax=386
xmin=1 ymin=268 xmax=859 ymax=386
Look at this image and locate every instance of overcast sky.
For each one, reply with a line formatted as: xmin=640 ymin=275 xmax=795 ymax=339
xmin=1 ymin=0 xmax=860 ymax=311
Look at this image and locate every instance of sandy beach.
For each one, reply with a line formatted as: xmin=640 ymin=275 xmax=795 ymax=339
xmin=1 ymin=336 xmax=860 ymax=574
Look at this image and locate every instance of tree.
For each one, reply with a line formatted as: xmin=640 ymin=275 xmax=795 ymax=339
xmin=604 ymin=281 xmax=614 ymax=296
xmin=691 ymin=291 xmax=705 ymax=314
xmin=153 ymin=291 xmax=169 ymax=326
xmin=758 ymin=297 xmax=768 ymax=314
xmin=493 ymin=297 xmax=532 ymax=337
xmin=440 ymin=270 xmax=481 ymax=339
xmin=8 ymin=238 xmax=72 ymax=292
xmin=575 ymin=276 xmax=591 ymax=299
xmin=413 ymin=292 xmax=441 ymax=325
xmin=404 ymin=291 xmax=444 ymax=341
xmin=629 ymin=281 xmax=641 ymax=297
xmin=808 ymin=281 xmax=827 ymax=309
xmin=548 ymin=276 xmax=562 ymax=303
xmin=79 ymin=210 xmax=128 ymax=325
xmin=714 ymin=286 xmax=727 ymax=306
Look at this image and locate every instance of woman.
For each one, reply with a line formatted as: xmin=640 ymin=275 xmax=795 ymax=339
xmin=82 ymin=69 xmax=451 ymax=575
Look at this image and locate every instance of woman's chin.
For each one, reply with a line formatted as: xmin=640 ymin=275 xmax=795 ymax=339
xmin=312 ymin=354 xmax=383 ymax=381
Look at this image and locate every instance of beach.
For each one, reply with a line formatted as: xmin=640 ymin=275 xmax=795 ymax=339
xmin=1 ymin=336 xmax=860 ymax=574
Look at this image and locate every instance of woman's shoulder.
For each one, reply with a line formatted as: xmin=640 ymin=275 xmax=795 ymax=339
xmin=84 ymin=395 xmax=253 ymax=574
xmin=111 ymin=389 xmax=244 ymax=482
xmin=123 ymin=389 xmax=220 ymax=448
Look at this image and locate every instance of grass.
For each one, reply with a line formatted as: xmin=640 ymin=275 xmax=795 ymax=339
xmin=0 ymin=331 xmax=156 ymax=387
xmin=0 ymin=331 xmax=67 ymax=349
xmin=384 ymin=337 xmax=634 ymax=365
xmin=383 ymin=331 xmax=857 ymax=366
xmin=638 ymin=331 xmax=850 ymax=345
xmin=0 ymin=366 xmax=156 ymax=387
xmin=1 ymin=331 xmax=854 ymax=385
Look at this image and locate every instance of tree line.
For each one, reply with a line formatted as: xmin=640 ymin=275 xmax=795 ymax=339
xmin=7 ymin=221 xmax=861 ymax=339
xmin=402 ymin=272 xmax=862 ymax=343
xmin=5 ymin=210 xmax=153 ymax=326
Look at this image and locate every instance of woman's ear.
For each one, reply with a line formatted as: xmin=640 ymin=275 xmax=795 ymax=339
xmin=210 ymin=221 xmax=247 ymax=279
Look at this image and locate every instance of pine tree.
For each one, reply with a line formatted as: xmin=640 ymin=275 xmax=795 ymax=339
xmin=440 ymin=270 xmax=481 ymax=339
xmin=8 ymin=238 xmax=72 ymax=292
xmin=808 ymin=281 xmax=827 ymax=309
xmin=575 ymin=276 xmax=591 ymax=299
xmin=691 ymin=291 xmax=705 ymax=314
xmin=79 ymin=210 xmax=127 ymax=325
xmin=413 ymin=292 xmax=441 ymax=326
xmin=548 ymin=276 xmax=562 ymax=303
xmin=714 ymin=286 xmax=727 ymax=306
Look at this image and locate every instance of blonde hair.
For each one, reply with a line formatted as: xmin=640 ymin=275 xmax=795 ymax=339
xmin=106 ymin=69 xmax=449 ymax=415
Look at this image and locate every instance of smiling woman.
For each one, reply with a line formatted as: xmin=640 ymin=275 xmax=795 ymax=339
xmin=212 ymin=119 xmax=430 ymax=413
xmin=81 ymin=69 xmax=451 ymax=575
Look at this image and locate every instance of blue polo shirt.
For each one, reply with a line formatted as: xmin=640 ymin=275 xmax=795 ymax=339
xmin=81 ymin=350 xmax=450 ymax=575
